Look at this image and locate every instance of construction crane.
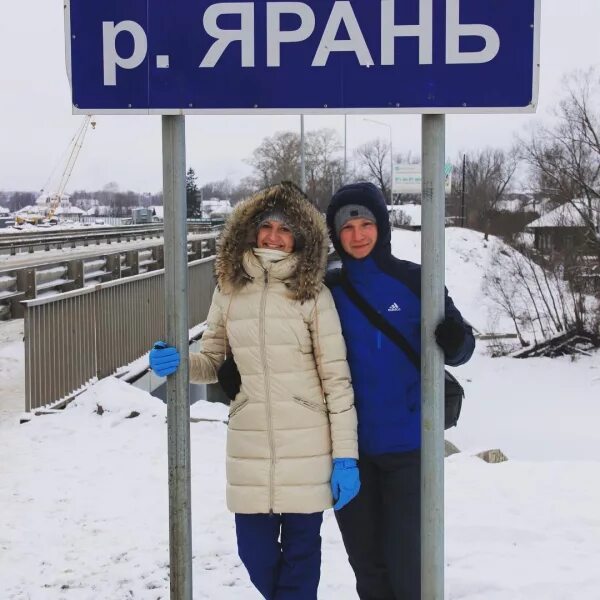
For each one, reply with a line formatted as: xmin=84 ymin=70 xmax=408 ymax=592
xmin=15 ymin=116 xmax=96 ymax=226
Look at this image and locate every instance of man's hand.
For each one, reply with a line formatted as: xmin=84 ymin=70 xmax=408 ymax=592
xmin=435 ymin=318 xmax=466 ymax=357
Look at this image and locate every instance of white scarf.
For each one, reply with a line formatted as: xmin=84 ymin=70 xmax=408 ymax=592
xmin=252 ymin=247 xmax=291 ymax=268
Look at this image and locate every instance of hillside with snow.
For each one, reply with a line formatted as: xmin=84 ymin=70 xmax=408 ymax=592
xmin=394 ymin=226 xmax=599 ymax=346
xmin=391 ymin=226 xmax=517 ymax=335
xmin=1 ymin=227 xmax=599 ymax=599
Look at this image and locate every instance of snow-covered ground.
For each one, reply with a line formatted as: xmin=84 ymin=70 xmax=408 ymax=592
xmin=1 ymin=228 xmax=599 ymax=599
xmin=390 ymin=203 xmax=422 ymax=227
xmin=391 ymin=226 xmax=519 ymax=336
xmin=0 ymin=318 xmax=24 ymax=425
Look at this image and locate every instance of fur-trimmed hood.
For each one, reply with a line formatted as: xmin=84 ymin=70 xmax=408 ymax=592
xmin=215 ymin=183 xmax=329 ymax=302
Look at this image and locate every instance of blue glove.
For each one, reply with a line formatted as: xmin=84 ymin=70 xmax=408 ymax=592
xmin=149 ymin=341 xmax=180 ymax=377
xmin=331 ymin=458 xmax=360 ymax=511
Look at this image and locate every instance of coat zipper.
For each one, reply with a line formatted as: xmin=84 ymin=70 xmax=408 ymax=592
xmin=260 ymin=268 xmax=276 ymax=513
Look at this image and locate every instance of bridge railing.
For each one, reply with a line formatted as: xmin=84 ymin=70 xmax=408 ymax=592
xmin=0 ymin=236 xmax=216 ymax=320
xmin=23 ymin=256 xmax=216 ymax=412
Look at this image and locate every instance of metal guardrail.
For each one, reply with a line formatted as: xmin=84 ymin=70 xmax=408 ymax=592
xmin=0 ymin=237 xmax=217 ymax=320
xmin=23 ymin=256 xmax=217 ymax=412
xmin=0 ymin=224 xmax=164 ymax=254
xmin=0 ymin=221 xmax=221 ymax=255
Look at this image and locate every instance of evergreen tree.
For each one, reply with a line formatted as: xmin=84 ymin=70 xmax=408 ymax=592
xmin=186 ymin=167 xmax=201 ymax=218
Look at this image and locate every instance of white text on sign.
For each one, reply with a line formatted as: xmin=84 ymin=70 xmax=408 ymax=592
xmin=103 ymin=0 xmax=501 ymax=86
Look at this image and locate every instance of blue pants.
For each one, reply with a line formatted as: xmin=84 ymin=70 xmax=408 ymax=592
xmin=235 ymin=512 xmax=323 ymax=600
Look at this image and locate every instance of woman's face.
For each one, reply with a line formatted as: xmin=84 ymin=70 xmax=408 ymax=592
xmin=256 ymin=220 xmax=295 ymax=253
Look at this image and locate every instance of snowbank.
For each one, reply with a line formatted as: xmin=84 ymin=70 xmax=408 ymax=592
xmin=391 ymin=227 xmax=518 ymax=335
xmin=1 ymin=375 xmax=599 ymax=599
xmin=1 ymin=227 xmax=600 ymax=598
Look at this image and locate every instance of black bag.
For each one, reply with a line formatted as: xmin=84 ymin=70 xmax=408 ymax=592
xmin=217 ymin=355 xmax=241 ymax=401
xmin=339 ymin=273 xmax=463 ymax=430
xmin=443 ymin=370 xmax=463 ymax=429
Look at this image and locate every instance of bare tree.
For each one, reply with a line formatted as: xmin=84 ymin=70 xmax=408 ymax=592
xmin=246 ymin=128 xmax=343 ymax=210
xmin=200 ymin=178 xmax=236 ymax=201
xmin=354 ymin=138 xmax=390 ymax=201
xmin=305 ymin=128 xmax=343 ymax=210
xmin=483 ymin=239 xmax=594 ymax=350
xmin=461 ymin=147 xmax=519 ymax=239
xmin=229 ymin=177 xmax=258 ymax=206
xmin=8 ymin=191 xmax=36 ymax=212
xmin=520 ymin=68 xmax=600 ymax=248
xmin=247 ymin=131 xmax=301 ymax=188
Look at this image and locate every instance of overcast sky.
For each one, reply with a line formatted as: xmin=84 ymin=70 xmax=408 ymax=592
xmin=1 ymin=1 xmax=598 ymax=194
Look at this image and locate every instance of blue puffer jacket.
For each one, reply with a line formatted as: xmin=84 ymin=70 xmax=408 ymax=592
xmin=326 ymin=182 xmax=475 ymax=456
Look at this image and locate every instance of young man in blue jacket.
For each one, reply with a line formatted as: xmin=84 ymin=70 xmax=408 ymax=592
xmin=325 ymin=182 xmax=475 ymax=600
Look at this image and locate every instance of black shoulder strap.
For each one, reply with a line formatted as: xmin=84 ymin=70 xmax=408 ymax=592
xmin=339 ymin=272 xmax=421 ymax=370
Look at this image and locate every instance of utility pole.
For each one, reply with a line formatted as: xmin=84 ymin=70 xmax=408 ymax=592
xmin=300 ymin=115 xmax=306 ymax=192
xmin=461 ymin=154 xmax=466 ymax=227
xmin=343 ymin=114 xmax=347 ymax=185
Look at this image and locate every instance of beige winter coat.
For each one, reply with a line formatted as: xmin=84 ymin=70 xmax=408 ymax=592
xmin=189 ymin=184 xmax=358 ymax=514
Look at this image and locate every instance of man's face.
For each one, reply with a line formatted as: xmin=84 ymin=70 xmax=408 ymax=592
xmin=339 ymin=217 xmax=378 ymax=259
xmin=257 ymin=220 xmax=295 ymax=253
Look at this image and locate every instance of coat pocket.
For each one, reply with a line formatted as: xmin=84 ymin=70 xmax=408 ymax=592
xmin=229 ymin=398 xmax=249 ymax=419
xmin=291 ymin=395 xmax=327 ymax=414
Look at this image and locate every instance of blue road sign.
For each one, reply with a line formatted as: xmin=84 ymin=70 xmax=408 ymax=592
xmin=65 ymin=0 xmax=540 ymax=114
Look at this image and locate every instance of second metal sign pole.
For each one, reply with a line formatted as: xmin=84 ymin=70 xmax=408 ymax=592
xmin=300 ymin=114 xmax=306 ymax=192
xmin=421 ymin=113 xmax=446 ymax=600
xmin=162 ymin=114 xmax=193 ymax=600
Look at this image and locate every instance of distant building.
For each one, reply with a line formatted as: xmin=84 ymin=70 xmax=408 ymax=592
xmin=526 ymin=198 xmax=600 ymax=253
xmin=53 ymin=203 xmax=85 ymax=221
xmin=85 ymin=205 xmax=112 ymax=217
xmin=76 ymin=197 xmax=101 ymax=211
xmin=202 ymin=198 xmax=233 ymax=219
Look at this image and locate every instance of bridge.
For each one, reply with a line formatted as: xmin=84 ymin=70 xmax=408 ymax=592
xmin=0 ymin=226 xmax=222 ymax=414
xmin=0 ymin=224 xmax=219 ymax=319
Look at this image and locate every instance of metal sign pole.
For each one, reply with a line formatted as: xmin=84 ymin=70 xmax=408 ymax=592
xmin=162 ymin=114 xmax=193 ymax=600
xmin=343 ymin=114 xmax=347 ymax=185
xmin=300 ymin=114 xmax=306 ymax=192
xmin=461 ymin=154 xmax=467 ymax=227
xmin=389 ymin=128 xmax=394 ymax=205
xmin=420 ymin=113 xmax=446 ymax=600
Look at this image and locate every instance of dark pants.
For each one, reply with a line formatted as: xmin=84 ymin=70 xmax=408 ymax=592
xmin=335 ymin=450 xmax=421 ymax=600
xmin=235 ymin=512 xmax=323 ymax=600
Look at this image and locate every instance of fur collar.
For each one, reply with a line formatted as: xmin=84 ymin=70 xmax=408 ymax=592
xmin=215 ymin=183 xmax=329 ymax=302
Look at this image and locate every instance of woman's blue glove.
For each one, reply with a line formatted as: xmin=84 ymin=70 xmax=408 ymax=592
xmin=331 ymin=458 xmax=361 ymax=510
xmin=149 ymin=341 xmax=180 ymax=377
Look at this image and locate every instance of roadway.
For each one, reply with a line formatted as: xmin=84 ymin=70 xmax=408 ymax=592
xmin=0 ymin=231 xmax=217 ymax=271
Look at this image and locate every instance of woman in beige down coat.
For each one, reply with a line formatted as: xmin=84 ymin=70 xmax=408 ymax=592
xmin=150 ymin=182 xmax=359 ymax=600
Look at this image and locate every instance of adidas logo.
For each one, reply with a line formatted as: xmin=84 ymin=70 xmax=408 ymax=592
xmin=388 ymin=303 xmax=401 ymax=312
